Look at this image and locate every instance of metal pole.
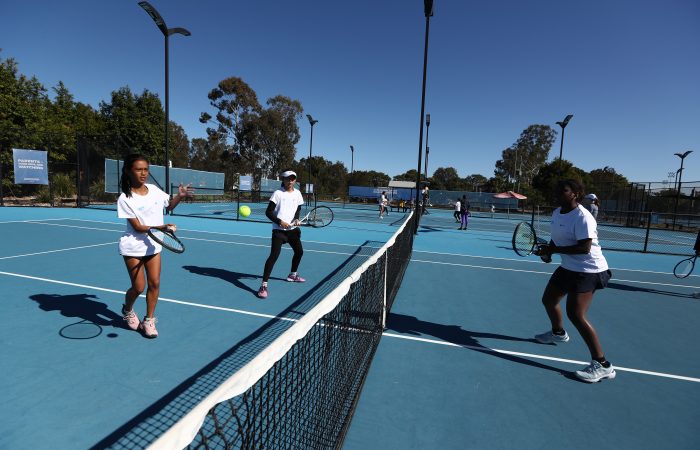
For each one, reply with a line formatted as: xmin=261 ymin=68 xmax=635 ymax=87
xmin=308 ymin=124 xmax=313 ymax=192
xmin=350 ymin=145 xmax=354 ymax=174
xmin=164 ymin=33 xmax=170 ymax=196
xmin=424 ymin=114 xmax=430 ymax=180
xmin=414 ymin=2 xmax=432 ymax=234
xmin=558 ymin=128 xmax=565 ymax=161
xmin=674 ymin=159 xmax=685 ymax=228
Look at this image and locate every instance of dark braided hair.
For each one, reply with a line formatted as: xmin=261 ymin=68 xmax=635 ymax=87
xmin=120 ymin=154 xmax=149 ymax=198
xmin=556 ymin=179 xmax=586 ymax=203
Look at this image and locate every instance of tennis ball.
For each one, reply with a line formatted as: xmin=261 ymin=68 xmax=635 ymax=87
xmin=239 ymin=205 xmax=251 ymax=217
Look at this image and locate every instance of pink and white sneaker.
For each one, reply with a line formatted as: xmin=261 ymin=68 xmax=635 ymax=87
xmin=122 ymin=306 xmax=140 ymax=331
xmin=139 ymin=317 xmax=158 ymax=338
xmin=286 ymin=273 xmax=306 ymax=283
xmin=257 ymin=285 xmax=268 ymax=299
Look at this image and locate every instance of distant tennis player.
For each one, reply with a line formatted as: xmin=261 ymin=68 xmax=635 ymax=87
xmin=379 ymin=191 xmax=389 ymax=219
xmin=535 ymin=179 xmax=614 ymax=382
xmin=257 ymin=170 xmax=306 ymax=299
xmin=117 ymin=154 xmax=191 ymax=338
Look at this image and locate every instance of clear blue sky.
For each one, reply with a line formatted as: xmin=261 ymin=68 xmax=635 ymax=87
xmin=2 ymin=0 xmax=699 ymax=184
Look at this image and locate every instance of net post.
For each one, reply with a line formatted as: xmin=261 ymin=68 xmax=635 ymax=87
xmin=382 ymin=249 xmax=388 ymax=329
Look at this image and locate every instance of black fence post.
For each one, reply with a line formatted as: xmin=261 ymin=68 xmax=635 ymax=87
xmin=643 ymin=211 xmax=652 ymax=252
xmin=236 ymin=189 xmax=240 ymax=221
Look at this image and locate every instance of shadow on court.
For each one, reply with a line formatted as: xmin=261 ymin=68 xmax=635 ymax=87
xmin=29 ymin=293 xmax=122 ymax=326
xmin=29 ymin=293 xmax=125 ymax=339
xmin=182 ymin=266 xmax=286 ymax=295
xmin=387 ymin=313 xmax=578 ymax=380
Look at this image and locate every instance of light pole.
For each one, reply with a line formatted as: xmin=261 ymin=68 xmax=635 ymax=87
xmin=350 ymin=145 xmax=354 ymax=174
xmin=414 ymin=0 xmax=433 ymax=234
xmin=424 ymin=113 xmax=430 ymax=180
xmin=555 ymin=114 xmax=573 ymax=175
xmin=673 ymin=150 xmax=693 ymax=228
xmin=138 ymin=1 xmax=190 ymax=196
xmin=306 ymin=114 xmax=318 ymax=198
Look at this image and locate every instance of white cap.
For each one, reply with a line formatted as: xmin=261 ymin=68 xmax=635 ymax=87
xmin=585 ymin=193 xmax=597 ymax=200
xmin=280 ymin=170 xmax=297 ymax=178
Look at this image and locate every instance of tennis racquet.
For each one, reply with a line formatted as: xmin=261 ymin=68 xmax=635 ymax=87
xmin=673 ymin=254 xmax=697 ymax=278
xmin=148 ymin=226 xmax=185 ymax=253
xmin=297 ymin=206 xmax=334 ymax=228
xmin=512 ymin=221 xmax=552 ymax=263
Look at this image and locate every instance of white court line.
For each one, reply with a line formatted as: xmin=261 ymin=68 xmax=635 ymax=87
xmin=2 ymin=269 xmax=697 ymax=383
xmin=413 ymin=249 xmax=699 ymax=278
xmin=0 ymin=242 xmax=116 ymax=260
xmin=34 ymin=218 xmax=372 ymax=248
xmin=411 ymin=259 xmax=699 ymax=290
xmin=0 ymin=270 xmax=294 ymax=322
xmin=383 ymin=332 xmax=700 ymax=383
xmin=0 ymin=220 xmax=370 ymax=259
xmin=0 ymin=218 xmax=71 ymax=224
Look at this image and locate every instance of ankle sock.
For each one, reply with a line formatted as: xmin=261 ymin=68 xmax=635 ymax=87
xmin=594 ymin=356 xmax=610 ymax=368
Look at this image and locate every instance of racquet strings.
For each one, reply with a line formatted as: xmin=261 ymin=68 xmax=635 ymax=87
xmin=513 ymin=224 xmax=536 ymax=256
xmin=674 ymin=258 xmax=694 ymax=278
xmin=309 ymin=207 xmax=333 ymax=227
xmin=151 ymin=229 xmax=185 ymax=252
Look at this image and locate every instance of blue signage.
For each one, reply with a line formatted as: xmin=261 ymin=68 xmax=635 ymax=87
xmin=239 ymin=175 xmax=252 ymax=192
xmin=13 ymin=149 xmax=48 ymax=185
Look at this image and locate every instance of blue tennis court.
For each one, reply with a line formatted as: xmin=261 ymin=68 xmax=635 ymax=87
xmin=2 ymin=206 xmax=699 ymax=449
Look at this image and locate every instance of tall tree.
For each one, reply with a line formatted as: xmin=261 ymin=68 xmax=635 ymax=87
xmin=168 ymin=121 xmax=189 ymax=168
xmin=250 ymin=95 xmax=303 ymax=178
xmin=532 ymin=160 xmax=591 ymax=204
xmin=99 ymin=87 xmax=165 ymax=161
xmin=463 ymin=174 xmax=488 ymax=192
xmin=200 ymin=77 xmax=262 ymax=177
xmin=430 ymin=167 xmax=461 ymax=190
xmin=0 ymin=54 xmax=49 ymax=150
xmin=348 ymin=170 xmax=390 ymax=187
xmin=495 ymin=124 xmax=557 ymax=190
xmin=588 ymin=166 xmax=628 ymax=198
xmin=393 ymin=169 xmax=419 ymax=182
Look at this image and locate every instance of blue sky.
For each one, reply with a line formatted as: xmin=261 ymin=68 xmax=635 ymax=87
xmin=2 ymin=0 xmax=699 ymax=184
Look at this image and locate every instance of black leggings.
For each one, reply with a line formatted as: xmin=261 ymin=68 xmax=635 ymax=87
xmin=263 ymin=228 xmax=304 ymax=282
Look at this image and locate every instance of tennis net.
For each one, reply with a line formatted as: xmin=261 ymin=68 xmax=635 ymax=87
xmin=141 ymin=212 xmax=415 ymax=449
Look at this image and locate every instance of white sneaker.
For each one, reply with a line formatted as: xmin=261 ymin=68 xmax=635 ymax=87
xmin=575 ymin=361 xmax=616 ymax=383
xmin=139 ymin=317 xmax=158 ymax=338
xmin=535 ymin=330 xmax=570 ymax=344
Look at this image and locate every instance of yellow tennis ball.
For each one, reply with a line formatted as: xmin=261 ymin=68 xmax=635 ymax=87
xmin=239 ymin=205 xmax=251 ymax=217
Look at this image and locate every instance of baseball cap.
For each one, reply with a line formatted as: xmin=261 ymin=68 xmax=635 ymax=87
xmin=585 ymin=193 xmax=598 ymax=200
xmin=280 ymin=170 xmax=297 ymax=178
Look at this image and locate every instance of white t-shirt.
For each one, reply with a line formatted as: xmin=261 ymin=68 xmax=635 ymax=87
xmin=550 ymin=204 xmax=608 ymax=273
xmin=270 ymin=188 xmax=304 ymax=231
xmin=380 ymin=194 xmax=388 ymax=205
xmin=454 ymin=201 xmax=461 ymax=212
xmin=117 ymin=184 xmax=170 ymax=256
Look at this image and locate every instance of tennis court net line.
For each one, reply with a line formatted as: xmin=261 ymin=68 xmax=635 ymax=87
xmin=144 ymin=212 xmax=415 ymax=450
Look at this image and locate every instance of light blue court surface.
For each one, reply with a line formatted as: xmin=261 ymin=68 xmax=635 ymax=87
xmin=2 ymin=206 xmax=699 ymax=449
xmin=345 ymin=209 xmax=700 ymax=449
